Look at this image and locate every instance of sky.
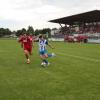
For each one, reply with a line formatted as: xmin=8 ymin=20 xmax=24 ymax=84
xmin=0 ymin=0 xmax=100 ymax=31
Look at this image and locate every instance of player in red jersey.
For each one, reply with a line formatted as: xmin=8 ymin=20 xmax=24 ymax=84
xmin=18 ymin=33 xmax=34 ymax=64
xmin=27 ymin=34 xmax=34 ymax=55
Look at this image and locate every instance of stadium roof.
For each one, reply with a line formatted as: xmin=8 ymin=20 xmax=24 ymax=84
xmin=49 ymin=10 xmax=100 ymax=25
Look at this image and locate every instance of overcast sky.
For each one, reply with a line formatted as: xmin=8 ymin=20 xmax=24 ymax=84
xmin=0 ymin=0 xmax=100 ymax=30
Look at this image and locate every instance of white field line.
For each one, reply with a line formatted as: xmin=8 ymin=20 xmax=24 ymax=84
xmin=57 ymin=52 xmax=100 ymax=63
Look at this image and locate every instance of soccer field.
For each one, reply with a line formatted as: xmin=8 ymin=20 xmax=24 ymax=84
xmin=0 ymin=39 xmax=100 ymax=100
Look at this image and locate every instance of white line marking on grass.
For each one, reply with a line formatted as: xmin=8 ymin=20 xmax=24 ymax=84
xmin=57 ymin=52 xmax=100 ymax=63
xmin=44 ymin=70 xmax=65 ymax=80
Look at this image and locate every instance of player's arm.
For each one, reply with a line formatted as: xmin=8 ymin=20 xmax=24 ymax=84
xmin=46 ymin=41 xmax=54 ymax=49
xmin=18 ymin=36 xmax=23 ymax=48
xmin=34 ymin=36 xmax=39 ymax=42
xmin=18 ymin=36 xmax=22 ymax=43
xmin=32 ymin=40 xmax=35 ymax=48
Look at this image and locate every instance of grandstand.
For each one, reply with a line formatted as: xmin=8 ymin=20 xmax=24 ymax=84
xmin=49 ymin=10 xmax=100 ymax=43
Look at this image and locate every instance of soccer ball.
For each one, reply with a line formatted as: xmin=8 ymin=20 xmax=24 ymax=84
xmin=52 ymin=53 xmax=56 ymax=57
xmin=41 ymin=62 xmax=46 ymax=66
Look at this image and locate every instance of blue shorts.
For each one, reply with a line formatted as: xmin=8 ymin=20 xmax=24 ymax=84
xmin=39 ymin=50 xmax=47 ymax=55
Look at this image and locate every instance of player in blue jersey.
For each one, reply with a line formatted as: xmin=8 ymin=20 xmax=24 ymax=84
xmin=38 ymin=35 xmax=55 ymax=66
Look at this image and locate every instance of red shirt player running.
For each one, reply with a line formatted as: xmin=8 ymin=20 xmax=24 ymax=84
xmin=18 ymin=33 xmax=34 ymax=64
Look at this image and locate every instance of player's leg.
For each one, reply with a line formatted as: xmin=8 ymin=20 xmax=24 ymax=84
xmin=42 ymin=50 xmax=49 ymax=64
xmin=29 ymin=46 xmax=32 ymax=55
xmin=40 ymin=50 xmax=54 ymax=66
xmin=40 ymin=55 xmax=47 ymax=62
xmin=44 ymin=53 xmax=55 ymax=58
xmin=39 ymin=50 xmax=48 ymax=66
xmin=42 ymin=51 xmax=56 ymax=66
xmin=47 ymin=53 xmax=55 ymax=57
xmin=24 ymin=49 xmax=30 ymax=64
xmin=44 ymin=49 xmax=55 ymax=58
xmin=40 ymin=55 xmax=49 ymax=66
xmin=43 ymin=53 xmax=51 ymax=66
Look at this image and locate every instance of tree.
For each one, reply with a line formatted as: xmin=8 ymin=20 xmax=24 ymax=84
xmin=0 ymin=28 xmax=12 ymax=37
xmin=27 ymin=26 xmax=34 ymax=35
xmin=34 ymin=28 xmax=51 ymax=37
xmin=42 ymin=28 xmax=51 ymax=38
xmin=22 ymin=28 xmax=27 ymax=34
xmin=16 ymin=28 xmax=27 ymax=36
xmin=34 ymin=29 xmax=41 ymax=36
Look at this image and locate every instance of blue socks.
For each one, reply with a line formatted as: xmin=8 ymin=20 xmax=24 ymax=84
xmin=48 ymin=54 xmax=52 ymax=57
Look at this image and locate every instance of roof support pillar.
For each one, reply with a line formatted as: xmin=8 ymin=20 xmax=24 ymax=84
xmin=59 ymin=23 xmax=63 ymax=28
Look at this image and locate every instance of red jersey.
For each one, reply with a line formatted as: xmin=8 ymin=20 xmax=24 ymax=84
xmin=19 ymin=36 xmax=29 ymax=46
xmin=28 ymin=35 xmax=33 ymax=46
xmin=19 ymin=35 xmax=34 ymax=54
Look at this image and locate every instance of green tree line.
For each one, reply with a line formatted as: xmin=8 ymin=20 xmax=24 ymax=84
xmin=0 ymin=26 xmax=51 ymax=38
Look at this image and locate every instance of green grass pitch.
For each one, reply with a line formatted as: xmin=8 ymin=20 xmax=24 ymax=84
xmin=0 ymin=39 xmax=100 ymax=100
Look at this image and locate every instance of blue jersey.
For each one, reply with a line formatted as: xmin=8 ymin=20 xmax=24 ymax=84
xmin=39 ymin=39 xmax=48 ymax=51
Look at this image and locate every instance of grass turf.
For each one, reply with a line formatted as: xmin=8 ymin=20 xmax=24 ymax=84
xmin=0 ymin=39 xmax=100 ymax=100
